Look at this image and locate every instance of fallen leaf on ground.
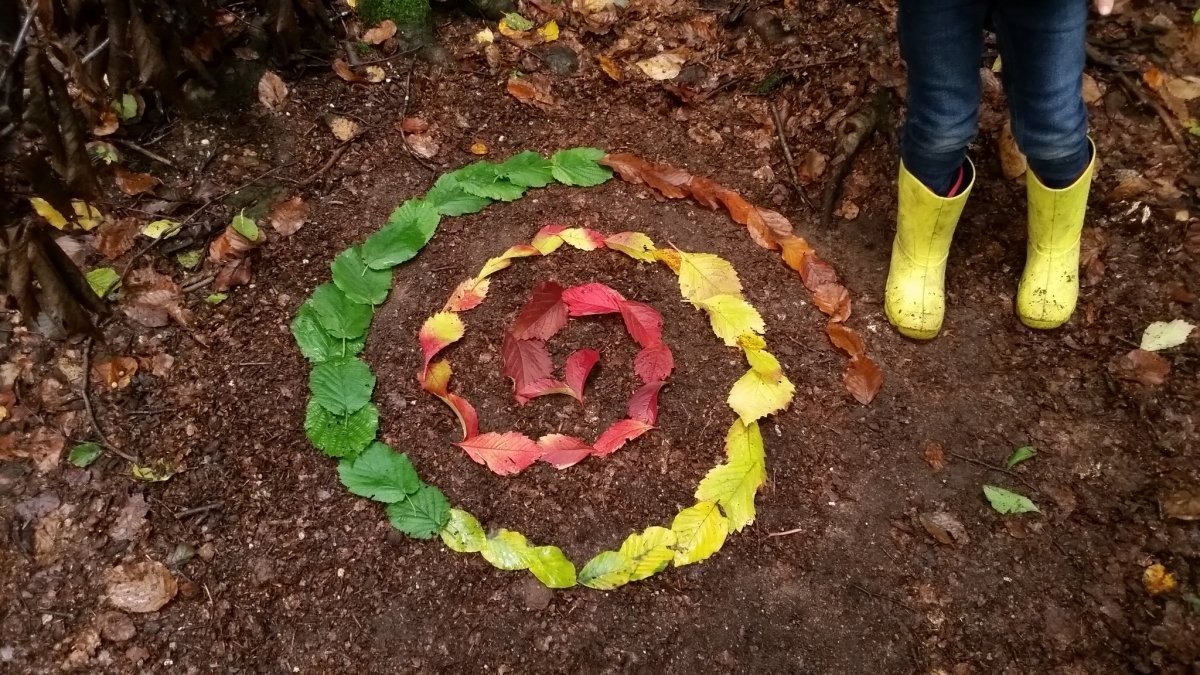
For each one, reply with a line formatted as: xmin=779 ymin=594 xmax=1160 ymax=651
xmin=122 ymin=267 xmax=192 ymax=327
xmin=399 ymin=117 xmax=429 ymax=133
xmin=407 ymin=133 xmax=439 ymax=159
xmin=799 ymin=149 xmax=827 ymax=183
xmin=983 ymin=485 xmax=1039 ymax=514
xmin=108 ymin=494 xmax=149 ymax=542
xmin=327 ymin=116 xmax=361 ymax=142
xmin=1161 ymin=488 xmax=1200 ymax=521
xmin=113 ymin=167 xmax=160 ymax=196
xmin=95 ymin=217 xmax=140 ymax=259
xmin=92 ymin=356 xmax=138 ymax=390
xmin=268 ymin=196 xmax=308 ymax=236
xmin=598 ymin=55 xmax=622 ymax=81
xmin=636 ymin=50 xmax=688 ymax=80
xmin=1140 ymin=319 xmax=1195 ymax=351
xmin=258 ymin=71 xmax=288 ymax=110
xmin=1143 ymin=563 xmax=1176 ymax=595
xmin=456 ymin=431 xmax=544 ymax=475
xmin=0 ymin=427 xmax=65 ymax=473
xmin=922 ymin=441 xmax=946 ymax=471
xmin=919 ymin=512 xmax=969 ymax=546
xmin=507 ymin=74 xmax=558 ymax=110
xmin=470 ymin=142 xmax=488 ymax=155
xmin=1115 ymin=348 xmax=1171 ymax=385
xmin=843 ymin=355 xmax=883 ymax=404
xmin=332 ymin=59 xmax=362 ymax=83
xmin=1005 ymin=446 xmax=1037 ymax=468
xmin=826 ymin=323 xmax=865 ymax=357
xmin=362 ymin=20 xmax=397 ymax=44
xmin=511 ymin=281 xmax=568 ymax=341
xmin=105 ymin=561 xmax=177 ymax=613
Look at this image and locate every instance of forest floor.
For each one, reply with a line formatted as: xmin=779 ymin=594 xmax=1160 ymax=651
xmin=3 ymin=1 xmax=1200 ymax=673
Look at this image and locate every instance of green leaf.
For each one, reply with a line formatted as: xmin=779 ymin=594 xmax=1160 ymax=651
xmin=360 ymin=201 xmax=440 ymax=270
xmin=498 ymin=151 xmax=554 ymax=188
xmin=524 ymin=545 xmax=576 ymax=589
xmin=309 ymin=357 xmax=376 ymax=415
xmin=305 ymin=400 xmax=378 ymax=458
xmin=578 ymin=551 xmax=632 ymax=590
xmin=1004 ymin=446 xmax=1037 ymax=469
xmin=291 ymin=301 xmax=365 ymax=363
xmin=308 ymin=283 xmax=372 ymax=340
xmin=142 ymin=219 xmax=179 ymax=240
xmin=424 ymin=173 xmax=492 ymax=216
xmin=670 ymin=500 xmax=729 ymax=566
xmin=112 ymin=93 xmax=138 ymax=120
xmin=176 ymin=249 xmax=203 ymax=269
xmin=85 ymin=267 xmax=120 ymax=298
xmin=1140 ymin=319 xmax=1195 ymax=352
xmin=453 ymin=162 xmax=526 ymax=201
xmin=694 ymin=420 xmax=766 ymax=531
xmin=480 ymin=529 xmax=531 ymax=570
xmin=331 ymin=246 xmax=393 ymax=305
xmin=503 ymin=11 xmax=534 ymax=30
xmin=440 ymin=508 xmax=487 ymax=553
xmin=386 ymin=484 xmax=451 ymax=539
xmin=617 ymin=526 xmax=676 ymax=581
xmin=550 ymin=147 xmax=612 ymax=187
xmin=338 ymin=442 xmax=420 ymax=502
xmin=205 ymin=292 xmax=228 ymax=305
xmin=231 ymin=212 xmax=260 ymax=241
xmin=982 ymin=485 xmax=1040 ymax=514
xmin=68 ymin=442 xmax=102 ymax=468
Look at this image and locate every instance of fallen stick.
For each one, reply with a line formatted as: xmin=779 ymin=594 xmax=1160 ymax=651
xmin=768 ymin=98 xmax=813 ymax=210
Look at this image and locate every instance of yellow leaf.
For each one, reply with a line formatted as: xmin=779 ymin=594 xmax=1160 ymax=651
xmin=671 ymin=501 xmax=729 ymax=566
xmin=736 ymin=334 xmax=766 ymax=351
xmin=480 ymin=529 xmax=532 ymax=570
xmin=695 ymin=420 xmax=766 ymax=531
xmin=531 ymin=230 xmax=564 ymax=255
xmin=1143 ymin=563 xmax=1176 ymax=595
xmin=678 ymin=251 xmax=742 ymax=304
xmin=538 ymin=20 xmax=559 ymax=43
xmin=558 ymin=227 xmax=603 ymax=250
xmin=141 ymin=219 xmax=180 ymax=240
xmin=470 ymin=141 xmax=488 ymax=155
xmin=525 ymin=545 xmax=576 ymax=588
xmin=475 ymin=254 xmax=514 ymax=280
xmin=30 ymin=198 xmax=68 ymax=229
xmin=421 ymin=359 xmax=452 ymax=395
xmin=497 ymin=17 xmax=527 ymax=38
xmin=475 ymin=28 xmax=495 ymax=44
xmin=364 ymin=66 xmax=386 ymax=83
xmin=419 ymin=312 xmax=466 ymax=360
xmin=72 ymin=201 xmax=103 ymax=231
xmin=604 ymin=231 xmax=656 ymax=262
xmin=727 ymin=368 xmax=795 ymax=424
xmin=440 ymin=508 xmax=486 ymax=553
xmin=578 ymin=551 xmax=633 ymax=590
xmin=743 ymin=347 xmax=782 ymax=381
xmin=499 ymin=244 xmax=540 ymax=260
xmin=598 ymin=54 xmax=622 ymax=81
xmin=617 ymin=525 xmax=676 ymax=580
xmin=636 ymin=50 xmax=687 ymax=81
xmin=654 ymin=248 xmax=681 ymax=273
xmin=698 ymin=294 xmax=765 ymax=346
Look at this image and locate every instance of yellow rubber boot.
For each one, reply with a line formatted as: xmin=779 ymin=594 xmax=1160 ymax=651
xmin=885 ymin=161 xmax=974 ymax=340
xmin=1017 ymin=145 xmax=1095 ymax=329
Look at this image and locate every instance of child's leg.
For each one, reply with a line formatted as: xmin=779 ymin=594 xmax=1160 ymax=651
xmin=993 ymin=0 xmax=1090 ymax=186
xmin=898 ymin=0 xmax=990 ymax=195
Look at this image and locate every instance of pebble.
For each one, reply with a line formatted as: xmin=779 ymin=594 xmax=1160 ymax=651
xmin=516 ymin=578 xmax=553 ymax=611
xmin=98 ymin=611 xmax=136 ymax=643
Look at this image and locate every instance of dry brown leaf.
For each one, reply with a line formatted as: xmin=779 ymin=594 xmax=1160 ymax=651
xmin=362 ymin=20 xmax=397 ymax=44
xmin=1081 ymin=73 xmax=1104 ymax=104
xmin=113 ymin=166 xmax=160 ymax=196
xmin=92 ymin=355 xmax=138 ymax=390
xmin=257 ymin=71 xmax=288 ymax=110
xmin=122 ymin=267 xmax=192 ymax=327
xmin=636 ymin=50 xmax=687 ymax=80
xmin=1115 ymin=348 xmax=1170 ymax=385
xmin=234 ymin=46 xmax=259 ymax=60
xmin=147 ymin=353 xmax=174 ymax=378
xmin=1142 ymin=563 xmax=1176 ymax=596
xmin=399 ymin=117 xmax=429 ymax=133
xmin=209 ymin=225 xmax=261 ymax=262
xmin=95 ymin=217 xmax=140 ymax=259
xmin=105 ymin=561 xmax=177 ymax=613
xmin=1161 ymin=487 xmax=1200 ymax=521
xmin=506 ymin=74 xmax=558 ymax=110
xmin=327 ymin=116 xmax=361 ymax=142
xmin=919 ymin=512 xmax=969 ymax=546
xmin=799 ymin=149 xmax=827 ymax=184
xmin=332 ymin=58 xmax=362 ymax=83
xmin=268 ymin=196 xmax=308 ymax=237
xmin=997 ymin=120 xmax=1027 ymax=180
xmin=93 ymin=110 xmax=119 ymax=136
xmin=1143 ymin=67 xmax=1166 ymax=91
xmin=1107 ymin=171 xmax=1152 ymax=202
xmin=778 ymin=235 xmax=813 ymax=272
xmin=922 ymin=440 xmax=946 ymax=471
xmin=1165 ymin=76 xmax=1200 ymax=101
xmin=1079 ymin=227 xmax=1108 ymax=287
xmin=0 ymin=427 xmax=65 ymax=473
xmin=470 ymin=141 xmax=488 ymax=155
xmin=214 ymin=258 xmax=253 ymax=291
xmin=799 ymin=253 xmax=840 ymax=290
xmin=108 ymin=494 xmax=149 ymax=542
xmin=812 ymin=283 xmax=851 ymax=322
xmin=407 ymin=133 xmax=440 ymax=159
xmin=598 ymin=54 xmax=622 ymax=81
xmin=844 ymin=355 xmax=883 ymax=405
xmin=826 ymin=322 xmax=865 ymax=358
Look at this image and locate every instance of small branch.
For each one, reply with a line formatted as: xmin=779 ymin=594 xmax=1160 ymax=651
xmin=174 ymin=501 xmax=224 ymax=519
xmin=298 ymin=141 xmax=353 ymax=188
xmin=1111 ymin=70 xmax=1188 ymax=153
xmin=180 ymin=273 xmax=216 ymax=293
xmin=81 ymin=37 xmax=111 ymax=65
xmin=80 ymin=338 xmax=139 ymax=464
xmin=767 ymin=527 xmax=804 ymax=537
xmin=768 ymin=98 xmax=813 ymax=210
xmin=397 ymin=69 xmax=437 ymax=173
xmin=111 ymin=138 xmax=178 ymax=170
xmin=948 ymin=451 xmax=1039 ymax=492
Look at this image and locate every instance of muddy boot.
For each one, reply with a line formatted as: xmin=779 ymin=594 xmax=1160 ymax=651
xmin=884 ymin=160 xmax=975 ymax=340
xmin=1016 ymin=143 xmax=1095 ymax=330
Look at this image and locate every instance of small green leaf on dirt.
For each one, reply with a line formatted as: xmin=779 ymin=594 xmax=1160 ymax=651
xmin=305 ymin=400 xmax=378 ymax=458
xmin=231 ymin=212 xmax=260 ymax=242
xmin=499 ymin=151 xmax=554 ymax=188
xmin=338 ymin=442 xmax=420 ymax=502
xmin=68 ymin=442 xmax=102 ymax=467
xmin=453 ymin=162 xmax=527 ymax=202
xmin=86 ymin=267 xmax=120 ymax=298
xmin=176 ymin=249 xmax=203 ymax=269
xmin=112 ymin=93 xmax=139 ymax=121
xmin=88 ymin=141 xmax=120 ymax=164
xmin=205 ymin=293 xmax=228 ymax=305
xmin=503 ymin=12 xmax=534 ymax=31
xmin=525 ymin=545 xmax=577 ymax=588
xmin=386 ymin=484 xmax=451 ymax=539
xmin=1140 ymin=319 xmax=1195 ymax=351
xmin=309 ymin=357 xmax=376 ymax=415
xmin=550 ymin=148 xmax=612 ymax=187
xmin=983 ymin=485 xmax=1039 ymax=514
xmin=331 ymin=246 xmax=392 ymax=305
xmin=1005 ymin=446 xmax=1037 ymax=468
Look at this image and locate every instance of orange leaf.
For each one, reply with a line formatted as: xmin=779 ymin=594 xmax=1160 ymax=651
xmin=598 ymin=54 xmax=622 ymax=81
xmin=444 ymin=277 xmax=491 ymax=312
xmin=92 ymin=356 xmax=138 ymax=390
xmin=812 ymin=283 xmax=851 ymax=322
xmin=268 ymin=196 xmax=308 ymax=236
xmin=653 ymin=248 xmax=682 ymax=273
xmin=844 ymin=355 xmax=883 ymax=405
xmin=332 ymin=58 xmax=362 ymax=83
xmin=685 ymin=175 xmax=724 ymax=209
xmin=799 ymin=252 xmax=840 ymax=290
xmin=592 ymin=418 xmax=653 ymax=457
xmin=1115 ymin=349 xmax=1170 ymax=386
xmin=826 ymin=323 xmax=865 ymax=358
xmin=507 ymin=74 xmax=558 ymax=110
xmin=113 ymin=166 xmax=160 ymax=196
xmin=777 ymin=235 xmax=813 ymax=272
xmin=456 ymin=431 xmax=544 ymax=476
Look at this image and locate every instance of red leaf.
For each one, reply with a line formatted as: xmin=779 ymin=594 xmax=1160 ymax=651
xmin=511 ymin=281 xmax=568 ymax=340
xmin=627 ymin=381 xmax=664 ymax=425
xmin=844 ymin=355 xmax=884 ymax=405
xmin=534 ymin=224 xmax=565 ymax=239
xmin=501 ymin=333 xmax=553 ymax=399
xmin=812 ymin=283 xmax=852 ymax=322
xmin=456 ymin=432 xmax=544 ymax=476
xmin=618 ymin=300 xmax=664 ymax=348
xmin=634 ymin=343 xmax=674 ymax=383
xmin=592 ymin=418 xmax=653 ymax=457
xmin=443 ymin=393 xmax=479 ymax=440
xmin=799 ymin=253 xmax=840 ymax=290
xmin=516 ymin=378 xmax=574 ymax=405
xmin=538 ymin=434 xmax=594 ymax=469
xmin=826 ymin=323 xmax=865 ymax=358
xmin=1115 ymin=349 xmax=1171 ymax=386
xmin=564 ymin=349 xmax=600 ymax=399
xmin=562 ymin=283 xmax=626 ymax=316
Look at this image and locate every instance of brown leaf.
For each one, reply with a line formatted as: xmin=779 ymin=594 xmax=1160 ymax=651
xmin=826 ymin=322 xmax=865 ymax=357
xmin=257 ymin=71 xmax=288 ymax=110
xmin=399 ymin=117 xmax=429 ymax=133
xmin=327 ymin=116 xmax=361 ymax=142
xmin=94 ymin=217 xmax=140 ymax=259
xmin=919 ymin=512 xmax=969 ymax=546
xmin=215 ymin=258 xmax=253 ymax=291
xmin=799 ymin=253 xmax=840 ymax=290
xmin=93 ymin=110 xmax=119 ymax=136
xmin=598 ymin=54 xmax=622 ymax=81
xmin=798 ymin=149 xmax=827 ymax=184
xmin=209 ymin=226 xmax=261 ymax=262
xmin=0 ymin=427 xmax=65 ymax=473
xmin=268 ymin=196 xmax=308 ymax=237
xmin=362 ymin=20 xmax=397 ymax=44
xmin=407 ymin=133 xmax=440 ymax=159
xmin=113 ymin=166 xmax=160 ymax=196
xmin=1115 ymin=348 xmax=1170 ymax=385
xmin=108 ymin=494 xmax=149 ymax=542
xmin=843 ymin=355 xmax=883 ymax=405
xmin=148 ymin=353 xmax=174 ymax=378
xmin=92 ymin=355 xmax=138 ymax=390
xmin=122 ymin=267 xmax=191 ymax=327
xmin=1079 ymin=227 xmax=1108 ymax=287
xmin=105 ymin=561 xmax=177 ymax=613
xmin=922 ymin=441 xmax=946 ymax=471
xmin=812 ymin=283 xmax=851 ymax=322
xmin=998 ymin=120 xmax=1027 ymax=181
xmin=507 ymin=74 xmax=558 ymax=110
xmin=332 ymin=58 xmax=362 ymax=83
xmin=777 ymin=235 xmax=813 ymax=272
xmin=1161 ymin=487 xmax=1200 ymax=521
xmin=1082 ymin=73 xmax=1104 ymax=105
xmin=1107 ymin=171 xmax=1151 ymax=201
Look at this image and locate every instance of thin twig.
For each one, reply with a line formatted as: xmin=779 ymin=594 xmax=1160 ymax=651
xmin=174 ymin=501 xmax=224 ymax=519
xmin=1112 ymin=70 xmax=1188 ymax=153
xmin=298 ymin=141 xmax=353 ymax=188
xmin=180 ymin=273 xmax=216 ymax=293
xmin=849 ymin=583 xmax=912 ymax=613
xmin=81 ymin=37 xmax=111 ymax=65
xmin=397 ymin=69 xmax=437 ymax=173
xmin=767 ymin=527 xmax=804 ymax=537
xmin=0 ymin=2 xmax=36 ymax=90
xmin=769 ymin=98 xmax=813 ymax=210
xmin=356 ymin=45 xmax=422 ymax=67
xmin=111 ymin=138 xmax=178 ymax=170
xmin=81 ymin=339 xmax=139 ymax=464
xmin=948 ymin=451 xmax=1039 ymax=492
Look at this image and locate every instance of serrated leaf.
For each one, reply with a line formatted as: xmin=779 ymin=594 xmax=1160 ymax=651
xmin=498 ymin=151 xmax=554 ymax=188
xmin=360 ymin=200 xmax=440 ymax=269
xmin=562 ymin=282 xmax=625 ymax=315
xmin=1004 ymin=446 xmax=1037 ymax=468
xmin=578 ymin=551 xmax=632 ymax=590
xmin=386 ymin=484 xmax=451 ymax=539
xmin=453 ymin=162 xmax=526 ymax=201
xmin=618 ymin=526 xmax=676 ymax=580
xmin=86 ymin=267 xmax=120 ymax=297
xmin=1140 ymin=319 xmax=1195 ymax=351
xmin=550 ymin=147 xmax=612 ymax=186
xmin=592 ymin=418 xmax=653 ymax=457
xmin=337 ymin=442 xmax=420 ymax=502
xmin=304 ymin=400 xmax=378 ymax=458
xmin=695 ymin=420 xmax=766 ymax=531
xmin=502 ymin=11 xmax=534 ymax=30
xmin=331 ymin=246 xmax=393 ymax=305
xmin=982 ymin=485 xmax=1040 ymax=514
xmin=537 ymin=434 xmax=593 ymax=469
xmin=419 ymin=312 xmax=465 ymax=372
xmin=742 ymin=345 xmax=782 ymax=381
xmin=440 ymin=508 xmax=487 ymax=553
xmin=68 ymin=442 xmax=102 ymax=467
xmin=309 ymin=357 xmax=376 ymax=415
xmin=531 ymin=224 xmax=566 ymax=254
xmin=444 ymin=277 xmax=490 ymax=312
xmin=456 ymin=431 xmax=543 ymax=475
xmin=727 ymin=368 xmax=795 ymax=424
xmin=698 ymin=294 xmax=765 ymax=346
xmin=671 ymin=501 xmax=729 ymax=566
xmin=634 ymin=343 xmax=674 ymax=383
xmin=627 ymin=380 xmax=664 ymax=425
xmin=511 ymin=281 xmax=568 ymax=340
xmin=678 ymin=251 xmax=743 ymax=304
xmin=558 ymin=227 xmax=606 ymax=250
xmin=618 ymin=300 xmax=663 ymax=348
xmin=605 ymin=231 xmax=657 ymax=262
xmin=525 ymin=545 xmax=577 ymax=588
xmin=291 ymin=301 xmax=365 ymax=363
xmin=424 ymin=173 xmax=492 ymax=216
xmin=308 ymin=283 xmax=372 ymax=340
xmin=563 ymin=349 xmax=600 ymax=400
xmin=481 ymin=529 xmax=531 ymax=570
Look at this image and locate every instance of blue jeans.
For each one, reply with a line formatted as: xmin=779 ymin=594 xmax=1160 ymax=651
xmin=899 ymin=0 xmax=1091 ymax=194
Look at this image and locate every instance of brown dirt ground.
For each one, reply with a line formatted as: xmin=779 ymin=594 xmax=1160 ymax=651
xmin=3 ymin=2 xmax=1200 ymax=673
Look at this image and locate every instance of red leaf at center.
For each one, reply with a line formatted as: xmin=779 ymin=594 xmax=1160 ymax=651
xmin=591 ymin=418 xmax=653 ymax=457
xmin=563 ymin=348 xmax=600 ymax=399
xmin=633 ymin=343 xmax=674 ymax=383
xmin=627 ymin=381 xmax=664 ymax=425
xmin=562 ymin=283 xmax=626 ymax=316
xmin=456 ymin=431 xmax=544 ymax=476
xmin=501 ymin=332 xmax=553 ymax=399
xmin=618 ymin=300 xmax=663 ymax=348
xmin=511 ymin=281 xmax=568 ymax=340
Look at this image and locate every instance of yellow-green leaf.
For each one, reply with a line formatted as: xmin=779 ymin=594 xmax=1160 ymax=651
xmin=698 ymin=294 xmax=765 ymax=346
xmin=670 ymin=500 xmax=729 ymax=566
xmin=604 ymin=231 xmax=656 ymax=262
xmin=695 ymin=420 xmax=766 ymax=531
xmin=142 ymin=219 xmax=180 ymax=240
xmin=727 ymin=368 xmax=795 ymax=424
xmin=524 ymin=545 xmax=576 ymax=588
xmin=617 ymin=525 xmax=676 ymax=580
xmin=30 ymin=198 xmax=68 ymax=229
xmin=480 ymin=529 xmax=531 ymax=570
xmin=72 ymin=201 xmax=103 ymax=231
xmin=440 ymin=508 xmax=486 ymax=553
xmin=578 ymin=551 xmax=632 ymax=590
xmin=475 ymin=255 xmax=514 ymax=280
xmin=678 ymin=251 xmax=742 ymax=304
